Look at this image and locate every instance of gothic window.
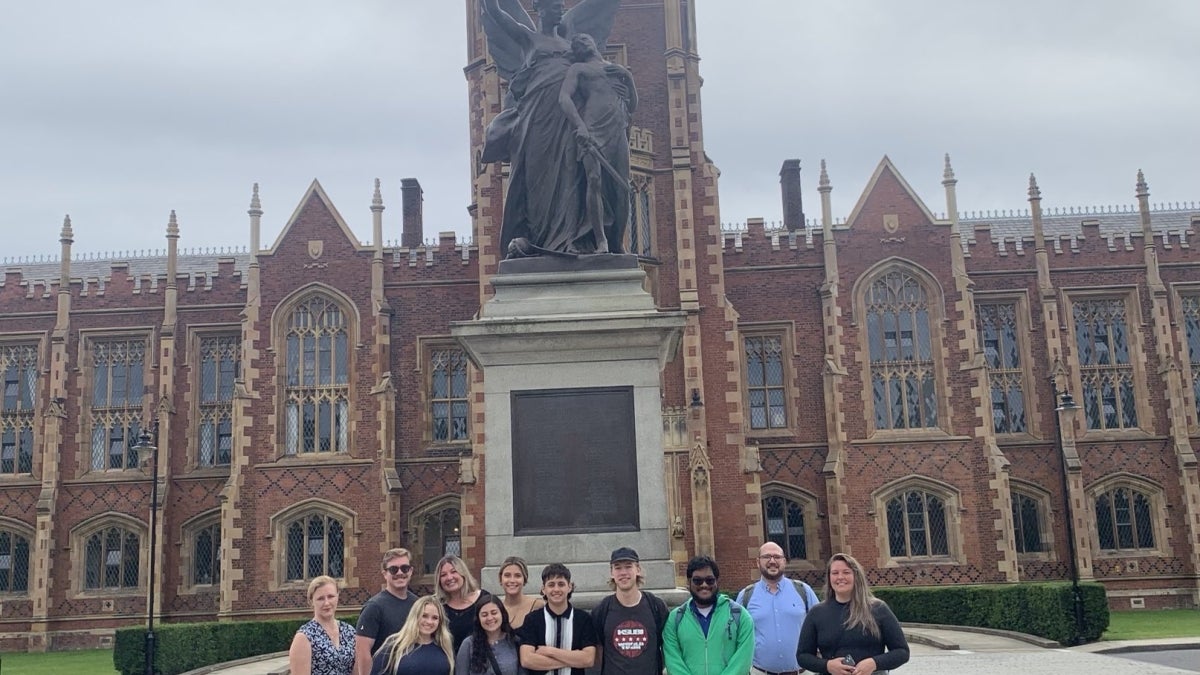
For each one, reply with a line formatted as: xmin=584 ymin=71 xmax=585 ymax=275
xmin=83 ymin=525 xmax=141 ymax=591
xmin=762 ymin=492 xmax=808 ymax=560
xmin=283 ymin=296 xmax=350 ymax=455
xmin=89 ymin=339 xmax=146 ymax=471
xmin=198 ymin=335 xmax=238 ymax=467
xmin=627 ymin=177 xmax=653 ymax=257
xmin=430 ymin=349 xmax=469 ymax=443
xmin=866 ymin=270 xmax=938 ymax=430
xmin=744 ymin=335 xmax=787 ymax=430
xmin=0 ymin=344 xmax=37 ymax=476
xmin=1094 ymin=486 xmax=1156 ymax=552
xmin=1072 ymin=298 xmax=1137 ymax=430
xmin=415 ymin=502 xmax=461 ymax=575
xmin=885 ymin=489 xmax=950 ymax=559
xmin=0 ymin=527 xmax=30 ymax=593
xmin=977 ymin=302 xmax=1027 ymax=433
xmin=192 ymin=520 xmax=221 ymax=586
xmin=1180 ymin=295 xmax=1200 ymax=424
xmin=1011 ymin=491 xmax=1044 ymax=554
xmin=284 ymin=513 xmax=345 ymax=582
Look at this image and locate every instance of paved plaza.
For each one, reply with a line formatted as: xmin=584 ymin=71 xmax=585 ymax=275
xmin=197 ymin=627 xmax=1199 ymax=675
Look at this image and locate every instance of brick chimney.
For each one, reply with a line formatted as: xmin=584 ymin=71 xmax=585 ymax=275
xmin=401 ymin=178 xmax=424 ymax=249
xmin=780 ymin=159 xmax=805 ymax=231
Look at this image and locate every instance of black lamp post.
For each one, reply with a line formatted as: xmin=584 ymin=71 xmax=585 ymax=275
xmin=1050 ymin=381 xmax=1085 ymax=645
xmin=135 ymin=425 xmax=160 ymax=675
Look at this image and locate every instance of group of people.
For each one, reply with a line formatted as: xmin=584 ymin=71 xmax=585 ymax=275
xmin=289 ymin=543 xmax=909 ymax=675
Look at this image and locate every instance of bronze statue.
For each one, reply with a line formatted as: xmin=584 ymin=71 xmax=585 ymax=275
xmin=480 ymin=0 xmax=631 ymax=258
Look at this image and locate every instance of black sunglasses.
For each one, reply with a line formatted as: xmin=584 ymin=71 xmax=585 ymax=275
xmin=385 ymin=564 xmax=414 ymax=576
xmin=690 ymin=576 xmax=717 ymax=587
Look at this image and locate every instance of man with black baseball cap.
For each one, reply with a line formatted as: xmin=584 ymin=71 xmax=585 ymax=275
xmin=590 ymin=547 xmax=669 ymax=675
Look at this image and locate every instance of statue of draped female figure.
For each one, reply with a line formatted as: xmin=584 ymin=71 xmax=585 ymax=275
xmin=479 ymin=0 xmax=634 ymax=259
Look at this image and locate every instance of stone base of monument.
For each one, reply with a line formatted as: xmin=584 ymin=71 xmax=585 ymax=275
xmin=454 ymin=254 xmax=687 ymax=594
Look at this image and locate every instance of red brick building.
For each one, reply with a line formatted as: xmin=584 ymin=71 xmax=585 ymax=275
xmin=1 ymin=0 xmax=1198 ymax=650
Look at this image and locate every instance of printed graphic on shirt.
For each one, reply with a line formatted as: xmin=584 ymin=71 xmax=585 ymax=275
xmin=612 ymin=619 xmax=649 ymax=658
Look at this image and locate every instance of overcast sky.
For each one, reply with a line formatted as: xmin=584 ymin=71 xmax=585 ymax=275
xmin=2 ymin=1 xmax=1196 ymax=261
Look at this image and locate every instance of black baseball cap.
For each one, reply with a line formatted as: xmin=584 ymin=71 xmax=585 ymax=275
xmin=610 ymin=547 xmax=639 ymax=563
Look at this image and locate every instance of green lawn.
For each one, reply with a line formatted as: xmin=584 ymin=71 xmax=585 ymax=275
xmin=1104 ymin=609 xmax=1200 ymax=641
xmin=0 ymin=649 xmax=117 ymax=675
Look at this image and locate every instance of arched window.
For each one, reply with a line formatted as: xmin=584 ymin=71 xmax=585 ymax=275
xmin=283 ymin=295 xmax=350 ymax=455
xmin=885 ymin=489 xmax=949 ymax=559
xmin=84 ymin=525 xmax=141 ymax=591
xmin=89 ymin=338 xmax=147 ymax=471
xmin=198 ymin=335 xmax=238 ymax=467
xmin=1072 ymin=297 xmax=1138 ymax=430
xmin=977 ymin=302 xmax=1027 ymax=433
xmin=284 ymin=513 xmax=345 ymax=581
xmin=865 ymin=269 xmax=938 ymax=430
xmin=0 ymin=344 xmax=37 ymax=476
xmin=0 ymin=527 xmax=30 ymax=593
xmin=1094 ymin=486 xmax=1156 ymax=552
xmin=762 ymin=493 xmax=807 ymax=560
xmin=430 ymin=349 xmax=469 ymax=443
xmin=1011 ymin=490 xmax=1045 ymax=554
xmin=411 ymin=500 xmax=461 ymax=575
xmin=192 ymin=521 xmax=221 ymax=586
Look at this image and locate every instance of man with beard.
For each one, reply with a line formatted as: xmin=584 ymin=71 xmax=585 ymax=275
xmin=663 ymin=555 xmax=754 ymax=675
xmin=736 ymin=542 xmax=821 ymax=675
xmin=590 ymin=547 xmax=669 ymax=675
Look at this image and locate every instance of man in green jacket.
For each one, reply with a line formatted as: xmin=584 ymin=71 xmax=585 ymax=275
xmin=663 ymin=555 xmax=755 ymax=675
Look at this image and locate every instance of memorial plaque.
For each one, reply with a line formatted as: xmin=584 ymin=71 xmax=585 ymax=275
xmin=511 ymin=386 xmax=640 ymax=535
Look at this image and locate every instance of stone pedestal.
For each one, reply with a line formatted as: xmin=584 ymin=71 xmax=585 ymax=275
xmin=453 ymin=255 xmax=685 ymax=593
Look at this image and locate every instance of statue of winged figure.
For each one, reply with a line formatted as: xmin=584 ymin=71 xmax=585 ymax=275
xmin=479 ymin=0 xmax=630 ymax=258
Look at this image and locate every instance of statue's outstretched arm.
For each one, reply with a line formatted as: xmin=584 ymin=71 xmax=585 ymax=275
xmin=480 ymin=0 xmax=535 ymax=80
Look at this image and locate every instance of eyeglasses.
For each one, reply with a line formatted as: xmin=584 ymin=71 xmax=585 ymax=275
xmin=385 ymin=564 xmax=414 ymax=576
xmin=758 ymin=554 xmax=785 ymax=561
xmin=690 ymin=576 xmax=717 ymax=587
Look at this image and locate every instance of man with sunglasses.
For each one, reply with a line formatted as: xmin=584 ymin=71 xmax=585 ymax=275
xmin=663 ymin=555 xmax=754 ymax=675
xmin=354 ymin=548 xmax=417 ymax=675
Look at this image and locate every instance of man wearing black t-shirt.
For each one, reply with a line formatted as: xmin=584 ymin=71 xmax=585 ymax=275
xmin=518 ymin=562 xmax=598 ymax=675
xmin=355 ymin=548 xmax=417 ymax=675
xmin=591 ymin=547 xmax=669 ymax=675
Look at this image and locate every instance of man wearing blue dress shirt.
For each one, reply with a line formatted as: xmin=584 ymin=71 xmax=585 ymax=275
xmin=736 ymin=542 xmax=821 ymax=675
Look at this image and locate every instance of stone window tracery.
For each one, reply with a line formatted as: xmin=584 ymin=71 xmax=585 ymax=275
xmin=977 ymin=302 xmax=1027 ymax=433
xmin=410 ymin=499 xmax=461 ymax=576
xmin=866 ymin=270 xmax=938 ymax=430
xmin=430 ymin=348 xmax=469 ymax=443
xmin=760 ymin=486 xmax=820 ymax=562
xmin=883 ymin=488 xmax=952 ymax=560
xmin=1072 ymin=298 xmax=1138 ymax=430
xmin=0 ymin=525 xmax=30 ymax=594
xmin=89 ymin=339 xmax=147 ymax=472
xmin=0 ymin=344 xmax=37 ymax=476
xmin=1011 ymin=490 xmax=1045 ymax=554
xmin=191 ymin=519 xmax=221 ymax=587
xmin=198 ymin=335 xmax=238 ymax=467
xmin=1094 ymin=485 xmax=1157 ymax=552
xmin=744 ymin=335 xmax=787 ymax=430
xmin=83 ymin=524 xmax=141 ymax=591
xmin=283 ymin=295 xmax=350 ymax=455
xmin=1180 ymin=295 xmax=1200 ymax=424
xmin=284 ymin=512 xmax=345 ymax=582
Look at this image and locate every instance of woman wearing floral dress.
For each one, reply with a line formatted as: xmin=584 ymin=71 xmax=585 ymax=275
xmin=289 ymin=575 xmax=356 ymax=675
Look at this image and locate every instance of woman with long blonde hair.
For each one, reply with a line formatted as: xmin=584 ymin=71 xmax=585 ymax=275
xmin=796 ymin=553 xmax=909 ymax=675
xmin=368 ymin=595 xmax=454 ymax=675
xmin=435 ymin=554 xmax=487 ymax=653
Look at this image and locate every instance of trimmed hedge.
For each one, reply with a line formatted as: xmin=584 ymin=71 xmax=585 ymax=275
xmin=873 ymin=581 xmax=1109 ymax=645
xmin=113 ymin=614 xmax=358 ymax=675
